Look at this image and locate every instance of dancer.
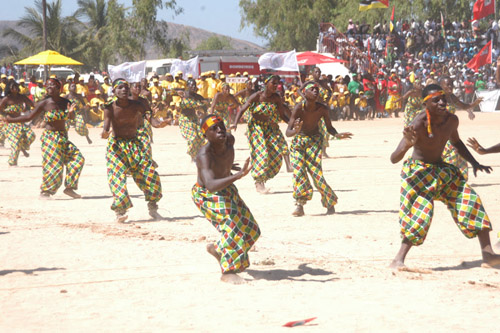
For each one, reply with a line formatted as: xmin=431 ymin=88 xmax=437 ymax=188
xmin=178 ymin=79 xmax=208 ymax=161
xmin=208 ymin=83 xmax=240 ymax=130
xmin=0 ymin=80 xmax=36 ymax=166
xmin=389 ymin=84 xmax=500 ymax=268
xmin=232 ymin=75 xmax=291 ymax=193
xmin=102 ymin=79 xmax=162 ymax=223
xmin=65 ymin=82 xmax=92 ymax=144
xmin=5 ymin=78 xmax=84 ymax=198
xmin=286 ymin=83 xmax=352 ymax=216
xmin=192 ymin=114 xmax=260 ymax=284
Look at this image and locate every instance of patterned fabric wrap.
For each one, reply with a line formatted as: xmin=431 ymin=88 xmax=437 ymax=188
xmin=318 ymin=118 xmax=329 ymax=149
xmin=318 ymin=86 xmax=329 ymax=103
xmin=214 ymin=101 xmax=231 ymax=129
xmin=0 ymin=119 xmax=6 ymax=145
xmin=247 ymin=118 xmax=286 ymax=183
xmin=6 ymin=123 xmax=35 ymax=165
xmin=441 ymin=104 xmax=468 ymax=180
xmin=399 ymin=158 xmax=491 ymax=246
xmin=385 ymin=94 xmax=401 ymax=111
xmin=252 ymin=102 xmax=280 ymax=124
xmin=106 ymin=135 xmax=162 ymax=212
xmin=179 ymin=114 xmax=206 ymax=158
xmin=291 ymin=133 xmax=337 ymax=207
xmin=40 ymin=130 xmax=85 ymax=194
xmin=192 ymin=183 xmax=260 ymax=273
xmin=403 ymin=96 xmax=423 ymax=127
xmin=4 ymin=103 xmax=23 ymax=115
xmin=43 ymin=109 xmax=68 ymax=122
xmin=180 ymin=97 xmax=204 ymax=110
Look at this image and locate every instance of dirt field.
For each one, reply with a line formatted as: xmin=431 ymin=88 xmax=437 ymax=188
xmin=2 ymin=113 xmax=500 ymax=331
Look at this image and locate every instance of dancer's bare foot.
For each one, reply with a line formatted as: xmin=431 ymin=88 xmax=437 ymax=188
xmin=63 ymin=188 xmax=82 ymax=199
xmin=323 ymin=149 xmax=329 ymax=158
xmin=115 ymin=212 xmax=128 ymax=223
xmin=8 ymin=163 xmax=17 ymax=167
xmin=206 ymin=243 xmax=221 ymax=263
xmin=220 ymin=272 xmax=245 ymax=285
xmin=389 ymin=259 xmax=405 ymax=269
xmin=292 ymin=205 xmax=304 ymax=217
xmin=326 ymin=206 xmax=335 ymax=215
xmin=39 ymin=192 xmax=52 ymax=199
xmin=481 ymin=252 xmax=500 ymax=268
xmin=148 ymin=202 xmax=162 ymax=220
xmin=255 ymin=182 xmax=270 ymax=194
xmin=86 ymin=135 xmax=93 ymax=144
xmin=21 ymin=149 xmax=29 ymax=157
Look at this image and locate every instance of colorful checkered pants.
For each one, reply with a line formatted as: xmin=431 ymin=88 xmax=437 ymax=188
xmin=6 ymin=123 xmax=35 ymax=165
xmin=137 ymin=120 xmax=153 ymax=160
xmin=247 ymin=119 xmax=286 ymax=183
xmin=106 ymin=135 xmax=162 ymax=213
xmin=291 ymin=134 xmax=337 ymax=208
xmin=214 ymin=107 xmax=231 ymax=131
xmin=40 ymin=130 xmax=85 ymax=194
xmin=192 ymin=183 xmax=260 ymax=273
xmin=179 ymin=114 xmax=205 ymax=159
xmin=399 ymin=158 xmax=491 ymax=246
xmin=0 ymin=119 xmax=6 ymax=145
xmin=442 ymin=141 xmax=469 ymax=181
xmin=318 ymin=118 xmax=329 ymax=149
xmin=66 ymin=113 xmax=89 ymax=137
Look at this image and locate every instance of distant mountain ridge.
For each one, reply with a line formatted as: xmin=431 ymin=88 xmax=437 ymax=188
xmin=0 ymin=20 xmax=265 ymax=59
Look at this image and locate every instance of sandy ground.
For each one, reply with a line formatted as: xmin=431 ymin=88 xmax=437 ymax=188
xmin=2 ymin=112 xmax=500 ymax=332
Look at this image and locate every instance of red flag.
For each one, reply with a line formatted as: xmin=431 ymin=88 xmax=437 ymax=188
xmin=390 ymin=5 xmax=395 ymax=32
xmin=466 ymin=40 xmax=492 ymax=72
xmin=472 ymin=0 xmax=495 ymax=21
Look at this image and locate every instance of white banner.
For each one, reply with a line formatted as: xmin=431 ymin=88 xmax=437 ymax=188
xmin=476 ymin=89 xmax=500 ymax=112
xmin=258 ymin=50 xmax=299 ymax=72
xmin=108 ymin=61 xmax=146 ymax=83
xmin=226 ymin=77 xmax=248 ymax=84
xmin=169 ymin=56 xmax=199 ymax=78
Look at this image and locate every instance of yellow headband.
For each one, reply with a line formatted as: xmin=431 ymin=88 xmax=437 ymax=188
xmin=303 ymin=83 xmax=318 ymax=93
xmin=423 ymin=90 xmax=444 ymax=102
xmin=113 ymin=79 xmax=129 ymax=89
xmin=201 ymin=116 xmax=223 ymax=134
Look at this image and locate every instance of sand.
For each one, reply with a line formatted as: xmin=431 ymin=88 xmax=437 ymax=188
xmin=2 ymin=112 xmax=500 ymax=332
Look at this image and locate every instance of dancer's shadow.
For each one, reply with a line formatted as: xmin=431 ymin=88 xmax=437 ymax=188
xmin=0 ymin=232 xmax=10 ymax=235
xmin=335 ymin=209 xmax=398 ymax=215
xmin=246 ymin=263 xmax=337 ymax=282
xmin=0 ymin=267 xmax=66 ymax=276
xmin=468 ymin=183 xmax=500 ymax=188
xmin=130 ymin=215 xmax=200 ymax=223
xmin=432 ymin=260 xmax=499 ymax=271
xmin=81 ymin=194 xmax=142 ymax=200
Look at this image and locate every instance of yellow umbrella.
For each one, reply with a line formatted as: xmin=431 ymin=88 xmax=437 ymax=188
xmin=14 ymin=50 xmax=83 ymax=66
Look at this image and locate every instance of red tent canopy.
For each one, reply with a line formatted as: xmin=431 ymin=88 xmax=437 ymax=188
xmin=296 ymin=51 xmax=346 ymax=66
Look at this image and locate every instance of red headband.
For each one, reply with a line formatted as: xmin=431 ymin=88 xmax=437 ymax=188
xmin=201 ymin=115 xmax=223 ymax=134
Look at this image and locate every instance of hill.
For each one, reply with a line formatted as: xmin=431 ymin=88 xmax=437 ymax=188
xmin=0 ymin=20 xmax=265 ymax=60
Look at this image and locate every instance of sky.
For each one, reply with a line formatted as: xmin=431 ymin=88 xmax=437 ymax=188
xmin=2 ymin=0 xmax=266 ymax=46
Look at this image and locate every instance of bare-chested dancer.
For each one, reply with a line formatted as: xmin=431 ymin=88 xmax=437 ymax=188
xmin=286 ymin=82 xmax=352 ymax=216
xmin=389 ymin=83 xmax=500 ymax=269
xmin=192 ymin=114 xmax=260 ymax=284
xmin=102 ymin=78 xmax=162 ymax=223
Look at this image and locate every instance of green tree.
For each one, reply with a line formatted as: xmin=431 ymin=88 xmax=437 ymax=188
xmin=2 ymin=0 xmax=80 ymax=57
xmin=196 ymin=36 xmax=232 ymax=51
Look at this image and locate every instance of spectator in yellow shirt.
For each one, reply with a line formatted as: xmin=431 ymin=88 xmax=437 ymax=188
xmin=149 ymin=78 xmax=163 ymax=104
xmin=197 ymin=72 xmax=209 ymax=99
xmin=354 ymin=91 xmax=371 ymax=120
xmin=76 ymin=77 xmax=89 ymax=97
xmin=18 ymin=79 xmax=29 ymax=95
xmin=88 ymin=90 xmax=105 ymax=125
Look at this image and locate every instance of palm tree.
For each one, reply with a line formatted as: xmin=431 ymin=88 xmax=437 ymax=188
xmin=2 ymin=0 xmax=80 ymax=58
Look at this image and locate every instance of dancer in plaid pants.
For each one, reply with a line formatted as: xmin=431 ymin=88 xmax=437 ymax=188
xmin=179 ymin=79 xmax=208 ymax=160
xmin=286 ymin=82 xmax=352 ymax=217
xmin=390 ymin=84 xmax=500 ymax=269
xmin=0 ymin=81 xmax=36 ymax=166
xmin=4 ymin=78 xmax=84 ymax=199
xmin=102 ymin=79 xmax=162 ymax=223
xmin=65 ymin=82 xmax=92 ymax=144
xmin=232 ymin=75 xmax=291 ymax=194
xmin=192 ymin=114 xmax=260 ymax=284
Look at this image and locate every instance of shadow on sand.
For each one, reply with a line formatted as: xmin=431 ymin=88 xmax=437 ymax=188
xmin=0 ymin=267 xmax=66 ymax=276
xmin=246 ymin=263 xmax=337 ymax=282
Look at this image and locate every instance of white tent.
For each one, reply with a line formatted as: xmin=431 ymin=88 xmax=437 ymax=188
xmin=317 ymin=62 xmax=350 ymax=78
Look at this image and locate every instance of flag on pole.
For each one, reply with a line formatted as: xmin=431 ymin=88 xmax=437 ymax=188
xmin=472 ymin=0 xmax=495 ymax=21
xmin=258 ymin=50 xmax=299 ymax=72
xmin=169 ymin=56 xmax=199 ymax=78
xmin=466 ymin=40 xmax=492 ymax=72
xmin=108 ymin=61 xmax=146 ymax=82
xmin=359 ymin=0 xmax=389 ymax=11
xmin=389 ymin=5 xmax=395 ymax=32
xmin=440 ymin=11 xmax=446 ymax=39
